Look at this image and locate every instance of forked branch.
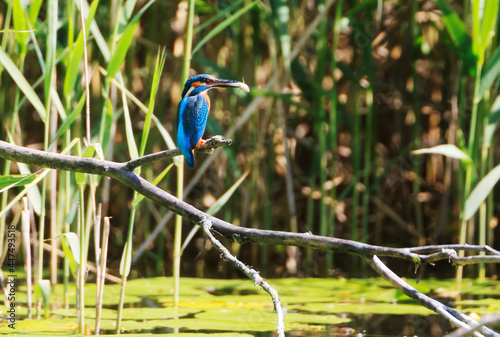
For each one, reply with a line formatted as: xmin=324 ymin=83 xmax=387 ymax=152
xmin=0 ymin=140 xmax=499 ymax=336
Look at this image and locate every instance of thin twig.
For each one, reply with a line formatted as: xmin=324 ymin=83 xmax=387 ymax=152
xmin=445 ymin=314 xmax=500 ymax=337
xmin=124 ymin=136 xmax=232 ymax=170
xmin=201 ymin=217 xmax=285 ymax=337
xmin=367 ymin=255 xmax=499 ymax=337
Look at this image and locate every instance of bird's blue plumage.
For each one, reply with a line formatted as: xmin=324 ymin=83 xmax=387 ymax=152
xmin=177 ymin=94 xmax=209 ymax=169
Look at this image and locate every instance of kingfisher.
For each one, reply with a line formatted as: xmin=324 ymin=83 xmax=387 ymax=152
xmin=177 ymin=74 xmax=250 ymax=168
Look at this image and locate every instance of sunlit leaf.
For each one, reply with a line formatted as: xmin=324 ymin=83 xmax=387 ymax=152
xmin=480 ymin=0 xmax=498 ymax=54
xmin=50 ymin=92 xmax=86 ymax=145
xmin=411 ymin=144 xmax=471 ymax=161
xmin=106 ymin=0 xmax=155 ymax=80
xmin=435 ymin=0 xmax=477 ymax=75
xmin=63 ymin=0 xmax=99 ymax=98
xmin=44 ymin=0 xmax=57 ymax=103
xmin=75 ymin=144 xmax=96 ymax=185
xmin=12 ymin=0 xmax=29 ymax=54
xmin=132 ymin=164 xmax=174 ymax=206
xmin=28 ymin=0 xmax=43 ymax=26
xmin=120 ymin=76 xmax=139 ymax=161
xmin=0 ymin=47 xmax=46 ymax=121
xmin=465 ymin=164 xmax=500 ymax=220
xmin=119 ymin=241 xmax=132 ymax=277
xmin=479 ymin=46 xmax=500 ymax=98
xmin=116 ymin=0 xmax=138 ymax=37
xmin=16 ymin=162 xmax=42 ymax=215
xmin=192 ymin=0 xmax=259 ymax=56
xmin=485 ymin=95 xmax=500 ymax=145
xmin=0 ymin=174 xmax=37 ymax=190
xmin=152 ymin=114 xmax=176 ymax=150
xmin=35 ymin=280 xmax=51 ymax=306
xmin=61 ymin=232 xmax=81 ymax=277
xmin=411 ymin=144 xmax=470 ymax=161
xmin=76 ymin=0 xmax=111 ymax=61
xmin=140 ymin=47 xmax=167 ymax=156
xmin=181 ymin=171 xmax=249 ymax=253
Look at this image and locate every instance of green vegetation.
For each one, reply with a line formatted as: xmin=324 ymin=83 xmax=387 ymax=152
xmin=0 ymin=0 xmax=499 ymax=334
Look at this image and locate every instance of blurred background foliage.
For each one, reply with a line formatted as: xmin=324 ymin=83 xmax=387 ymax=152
xmin=0 ymin=0 xmax=499 ymax=287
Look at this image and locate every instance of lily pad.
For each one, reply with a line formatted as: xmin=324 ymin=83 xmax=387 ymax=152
xmin=120 ymin=307 xmax=199 ymax=320
xmin=290 ymin=302 xmax=434 ymax=316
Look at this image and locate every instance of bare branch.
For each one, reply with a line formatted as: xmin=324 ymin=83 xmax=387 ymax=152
xmin=201 ymin=217 xmax=285 ymax=336
xmin=367 ymin=256 xmax=499 ymax=337
xmin=124 ymin=136 xmax=232 ymax=170
xmin=1 ymin=140 xmax=499 ymax=335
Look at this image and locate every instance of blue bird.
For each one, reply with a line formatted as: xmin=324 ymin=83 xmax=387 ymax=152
xmin=177 ymin=74 xmax=249 ymax=168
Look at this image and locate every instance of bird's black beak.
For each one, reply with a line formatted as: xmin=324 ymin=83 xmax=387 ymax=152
xmin=211 ymin=78 xmax=250 ymax=92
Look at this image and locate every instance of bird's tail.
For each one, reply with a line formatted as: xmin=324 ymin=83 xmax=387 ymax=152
xmin=183 ymin=150 xmax=195 ymax=169
xmin=177 ymin=127 xmax=195 ymax=169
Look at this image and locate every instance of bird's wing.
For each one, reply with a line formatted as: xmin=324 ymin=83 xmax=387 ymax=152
xmin=182 ymin=94 xmax=209 ymax=149
xmin=177 ymin=97 xmax=194 ymax=166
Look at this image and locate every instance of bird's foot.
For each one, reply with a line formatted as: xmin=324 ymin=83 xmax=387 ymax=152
xmin=195 ymin=136 xmax=232 ymax=154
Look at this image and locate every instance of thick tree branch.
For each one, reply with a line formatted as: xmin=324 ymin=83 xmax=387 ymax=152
xmin=1 ymin=140 xmax=499 ymax=335
xmin=1 ymin=141 xmax=500 ymax=264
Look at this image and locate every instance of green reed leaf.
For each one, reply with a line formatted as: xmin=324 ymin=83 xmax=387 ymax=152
xmin=0 ymin=174 xmax=37 ymax=190
xmin=181 ymin=171 xmax=249 ymax=253
xmin=411 ymin=144 xmax=471 ymax=162
xmin=106 ymin=0 xmax=155 ymax=80
xmin=0 ymin=47 xmax=46 ymax=121
xmin=479 ymin=46 xmax=500 ymax=98
xmin=75 ymin=144 xmax=96 ymax=185
xmin=12 ymin=0 xmax=29 ymax=54
xmin=44 ymin=0 xmax=57 ymax=103
xmin=465 ymin=164 xmax=500 ymax=220
xmin=435 ymin=0 xmax=477 ymax=75
xmin=64 ymin=0 xmax=99 ymax=98
xmin=192 ymin=0 xmax=259 ymax=56
xmin=61 ymin=232 xmax=81 ymax=277
xmin=35 ymin=280 xmax=51 ymax=306
xmin=119 ymin=241 xmax=132 ymax=277
xmin=28 ymin=0 xmax=43 ymax=26
xmin=51 ymin=92 xmax=86 ymax=145
xmin=132 ymin=163 xmax=174 ymax=207
xmin=140 ymin=47 xmax=166 ymax=156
